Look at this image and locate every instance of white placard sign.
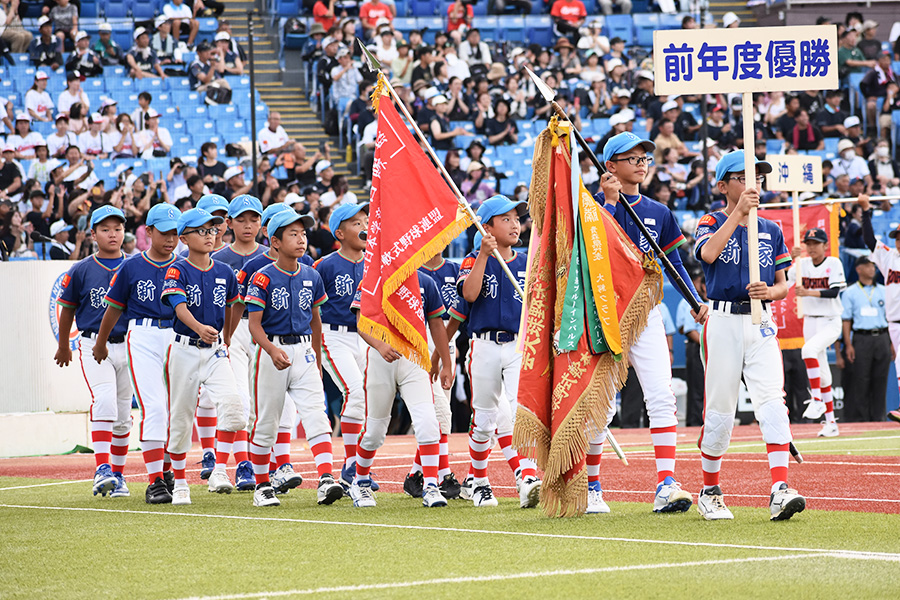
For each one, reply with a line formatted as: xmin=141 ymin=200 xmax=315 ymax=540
xmin=653 ymin=25 xmax=838 ymax=95
xmin=764 ymin=154 xmax=823 ymax=192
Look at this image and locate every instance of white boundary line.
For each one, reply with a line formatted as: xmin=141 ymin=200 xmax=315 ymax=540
xmin=2 ymin=503 xmax=900 ymax=561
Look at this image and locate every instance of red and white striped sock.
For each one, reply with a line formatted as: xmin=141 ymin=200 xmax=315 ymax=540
xmin=650 ymin=425 xmax=677 ymax=483
xmin=468 ymin=434 xmax=491 ymax=479
xmin=142 ymin=440 xmax=165 ymax=483
xmin=249 ymin=443 xmax=271 ymax=485
xmin=822 ymin=385 xmax=835 ymax=424
xmin=274 ymin=428 xmax=292 ymax=468
xmin=419 ymin=442 xmax=440 ymax=488
xmin=308 ymin=433 xmax=333 ymax=477
xmin=804 ymin=358 xmax=821 ymax=402
xmin=701 ymin=452 xmax=722 ymax=489
xmin=162 ymin=452 xmax=171 ymax=474
xmin=110 ymin=432 xmax=129 ymax=474
xmin=587 ymin=443 xmax=602 ymax=484
xmin=215 ymin=430 xmax=235 ymax=466
xmin=409 ymin=449 xmax=423 ymax=475
xmin=497 ymin=434 xmax=521 ymax=474
xmin=195 ymin=407 xmax=217 ymax=454
xmin=355 ymin=445 xmax=377 ymax=480
xmin=438 ymin=433 xmax=451 ymax=479
xmin=169 ymin=452 xmax=188 ymax=487
xmin=234 ymin=430 xmax=250 ymax=463
xmin=91 ymin=421 xmax=113 ymax=467
xmin=766 ymin=443 xmax=789 ymax=490
xmin=340 ymin=417 xmax=363 ymax=467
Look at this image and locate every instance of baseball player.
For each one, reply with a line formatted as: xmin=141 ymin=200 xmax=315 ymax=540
xmin=789 ymin=228 xmax=846 ymax=437
xmin=94 ymin=203 xmax=181 ymax=504
xmin=694 ymin=149 xmax=806 ymax=522
xmin=349 ymin=272 xmax=454 ymax=509
xmin=458 ymin=195 xmax=542 ymax=509
xmin=313 ymin=202 xmax=370 ymax=491
xmin=55 ymin=206 xmax=132 ymax=498
xmin=244 ymin=209 xmax=344 ymax=507
xmin=595 ymin=132 xmax=706 ymax=513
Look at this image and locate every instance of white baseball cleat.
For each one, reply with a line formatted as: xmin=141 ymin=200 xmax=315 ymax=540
xmin=271 ymin=463 xmax=303 ymax=493
xmin=519 ymin=476 xmax=541 ymax=508
xmin=472 ymin=482 xmax=499 ymax=507
xmin=350 ymin=480 xmax=377 ymax=507
xmin=459 ymin=475 xmax=474 ymax=500
xmin=586 ymin=482 xmax=610 ymax=514
xmin=697 ymin=486 xmax=734 ymax=520
xmin=802 ymin=399 xmax=826 ymax=420
xmin=653 ymin=476 xmax=693 ymax=513
xmin=207 ymin=468 xmax=234 ymax=494
xmin=769 ymin=483 xmax=806 ymax=521
xmin=817 ymin=421 xmax=839 ymax=437
xmin=253 ymin=483 xmax=281 ymax=507
xmin=422 ymin=484 xmax=448 ymax=508
xmin=317 ymin=474 xmax=344 ymax=505
xmin=171 ymin=486 xmax=191 ymax=506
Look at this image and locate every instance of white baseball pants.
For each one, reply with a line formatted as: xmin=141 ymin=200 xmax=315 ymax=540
xmin=427 ymin=328 xmax=455 ymax=436
xmin=889 ymin=323 xmax=900 ymax=391
xmin=802 ymin=315 xmax=842 ymax=390
xmin=467 ymin=336 xmax=521 ymax=441
xmin=78 ymin=335 xmax=133 ymax=436
xmin=625 ymin=306 xmax=679 ymax=429
xmin=125 ymin=322 xmax=174 ymax=443
xmin=322 ymin=327 xmax=367 ymax=423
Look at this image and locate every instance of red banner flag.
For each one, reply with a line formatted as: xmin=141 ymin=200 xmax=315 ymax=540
xmin=759 ymin=203 xmax=840 ymax=349
xmin=358 ymin=83 xmax=472 ymax=369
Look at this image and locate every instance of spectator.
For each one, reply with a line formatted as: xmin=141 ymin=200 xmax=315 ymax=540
xmin=176 ymin=173 xmax=206 ymax=205
xmin=214 ymin=32 xmax=242 ymax=75
xmin=108 ymin=113 xmax=137 ymax=159
xmin=797 ymin=89 xmax=824 ymax=116
xmin=197 ymin=141 xmax=226 ymax=186
xmin=28 ymin=15 xmax=62 ymax=69
xmin=131 ymin=91 xmax=152 ymax=131
xmin=99 ymin=98 xmax=117 ymax=131
xmin=391 ymin=40 xmax=413 ymax=85
xmin=92 ymin=22 xmax=122 ymax=65
xmin=577 ymin=20 xmax=609 ymax=57
xmin=838 ymin=28 xmax=874 ymax=79
xmin=216 ymin=19 xmax=246 ymax=63
xmin=319 ymin=174 xmax=357 ymax=207
xmin=774 ymin=94 xmax=799 ymax=140
xmin=656 ymin=147 xmax=689 ymax=190
xmin=152 ymin=17 xmax=180 ymax=66
xmin=24 ymin=188 xmax=53 ymax=237
xmin=0 ymin=0 xmax=33 ymax=53
xmin=167 ymin=156 xmax=187 ymax=190
xmin=551 ymin=0 xmax=586 ymax=39
xmin=359 ymin=0 xmax=394 ymax=39
xmin=833 ymin=138 xmax=872 ymax=187
xmin=316 ymin=36 xmax=340 ymax=98
xmin=459 ymin=28 xmax=491 ymax=72
xmin=48 ymin=218 xmax=76 ymax=259
xmin=857 ymin=19 xmax=882 ymax=60
xmin=301 ymin=22 xmax=326 ymax=63
xmin=27 ymin=140 xmax=59 ymax=185
xmin=287 ymin=142 xmax=326 ymax=187
xmin=312 ymin=0 xmax=338 ymax=32
xmin=460 ymin=160 xmax=494 ymax=206
xmin=442 ymin=43 xmax=470 ymax=81
xmin=447 ymin=0 xmax=472 ymax=41
xmin=222 ymin=165 xmax=252 ymax=200
xmin=500 ymin=74 xmax=526 ymax=118
xmin=163 ymin=0 xmax=198 ymax=48
xmin=868 ymin=139 xmax=900 ymax=195
xmin=57 ymin=70 xmax=89 ymax=116
xmin=472 ymin=91 xmax=494 ymax=133
xmin=188 ymin=41 xmax=231 ymax=96
xmin=879 ymin=81 xmax=900 ymax=139
xmin=444 ymin=149 xmax=465 ymax=189
xmin=330 ymin=47 xmax=362 ymax=117
xmin=860 ymin=52 xmax=898 ymax=130
xmin=722 ymin=11 xmax=740 ymax=28
xmin=47 ymin=114 xmax=76 ymax=158
xmin=586 ymin=76 xmax=613 ymax=117
xmin=550 ymin=37 xmax=581 ymax=78
xmin=314 ymin=159 xmax=334 ymax=193
xmin=460 ymin=138 xmax=491 ymax=172
xmin=429 ymin=94 xmax=467 ymax=150
xmin=8 ymin=113 xmax=43 ymax=160
xmin=65 ymin=30 xmax=102 ymax=76
xmin=127 ymin=27 xmax=166 ymax=79
xmin=135 ymin=109 xmax=172 ymax=158
xmin=48 ymin=0 xmax=76 ymax=49
xmin=653 ymin=118 xmax=688 ymax=163
xmin=411 ymin=46 xmax=436 ymax=86
xmin=788 ymin=109 xmax=824 ymax=151
xmin=484 ymin=98 xmax=518 ymax=146
xmin=844 ymin=115 xmax=873 ymax=158
xmin=601 ymin=0 xmax=631 ymax=15
xmin=24 ymin=71 xmax=53 ymax=122
xmin=258 ymin=111 xmax=292 ymax=157
xmin=78 ymin=113 xmax=109 ymax=159
xmin=372 ymin=25 xmax=397 ymax=64
xmin=815 ymin=89 xmax=848 ymax=137
xmin=0 ymin=141 xmax=22 ymax=201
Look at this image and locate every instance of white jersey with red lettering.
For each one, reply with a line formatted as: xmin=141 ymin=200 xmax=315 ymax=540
xmin=787 ymin=256 xmax=846 ymax=317
xmin=871 ymin=241 xmax=900 ymax=322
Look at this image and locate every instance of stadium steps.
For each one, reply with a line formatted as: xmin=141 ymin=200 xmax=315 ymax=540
xmin=707 ymin=0 xmax=756 ymax=27
xmin=221 ymin=0 xmax=282 ymax=83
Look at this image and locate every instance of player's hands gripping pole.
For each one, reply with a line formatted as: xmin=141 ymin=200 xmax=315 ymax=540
xmin=741 ymin=91 xmax=763 ymax=324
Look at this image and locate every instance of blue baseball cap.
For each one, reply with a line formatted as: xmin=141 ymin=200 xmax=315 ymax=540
xmin=329 ymin=202 xmax=369 ymax=234
xmin=476 ymin=195 xmax=527 ymax=224
xmin=196 ymin=194 xmax=230 ymax=215
xmin=268 ymin=209 xmax=315 ymax=236
xmin=177 ymin=207 xmax=225 ymax=236
xmin=89 ymin=205 xmax=126 ymax=229
xmin=228 ymin=194 xmax=263 ymax=218
xmin=602 ymin=131 xmax=656 ymax=164
xmin=715 ymin=149 xmax=773 ymax=182
xmin=146 ymin=203 xmax=181 ymax=233
xmin=261 ymin=202 xmax=293 ymax=227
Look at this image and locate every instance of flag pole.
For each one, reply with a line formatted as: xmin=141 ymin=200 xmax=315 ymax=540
xmin=357 ymin=39 xmax=525 ymax=300
xmin=792 ymin=190 xmax=804 ymax=319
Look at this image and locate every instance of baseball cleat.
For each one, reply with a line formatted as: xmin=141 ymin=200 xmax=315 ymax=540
xmin=653 ymin=476 xmax=693 ymax=513
xmin=207 ymin=468 xmax=234 ymax=494
xmin=235 ymin=460 xmax=255 ymax=491
xmin=317 ymin=474 xmax=344 ymax=505
xmin=459 ymin=475 xmax=475 ymax=500
xmin=802 ymin=399 xmax=826 ymax=420
xmin=519 ymin=476 xmax=542 ymax=508
xmin=110 ymin=472 xmax=130 ymax=498
xmin=817 ymin=421 xmax=839 ymax=438
xmin=472 ymin=482 xmax=498 ymax=507
xmin=199 ymin=451 xmax=215 ymax=480
xmin=514 ymin=468 xmax=523 ymax=494
xmin=403 ymin=471 xmax=424 ymax=498
xmin=92 ymin=464 xmax=117 ymax=497
xmin=272 ymin=463 xmax=303 ymax=494
xmin=339 ymin=462 xmax=356 ymax=496
xmin=439 ymin=473 xmax=462 ymax=499
xmin=145 ymin=477 xmax=173 ymax=504
xmin=350 ymin=479 xmax=377 ymax=507
xmin=697 ymin=486 xmax=734 ymax=520
xmin=422 ymin=484 xmax=448 ymax=507
xmin=368 ymin=471 xmax=380 ymax=491
xmin=253 ymin=483 xmax=280 ymax=507
xmin=889 ymin=410 xmax=900 ymax=424
xmin=171 ymin=486 xmax=191 ymax=506
xmin=163 ymin=470 xmax=175 ymax=494
xmin=586 ymin=481 xmax=610 ymax=514
xmin=769 ymin=483 xmax=806 ymax=521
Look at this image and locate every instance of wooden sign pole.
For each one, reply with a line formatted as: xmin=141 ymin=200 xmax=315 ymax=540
xmin=743 ymin=91 xmax=762 ymax=324
xmin=792 ymin=190 xmax=804 ymax=318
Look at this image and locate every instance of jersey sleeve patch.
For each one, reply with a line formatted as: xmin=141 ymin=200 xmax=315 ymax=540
xmin=252 ymin=273 xmax=270 ymax=289
xmin=165 ymin=267 xmax=180 ymax=280
xmin=61 ymin=273 xmax=71 ymax=288
xmin=698 ymin=214 xmax=717 ymax=227
xmin=236 ymin=270 xmax=247 ymax=284
xmin=460 ymin=256 xmax=475 ymax=271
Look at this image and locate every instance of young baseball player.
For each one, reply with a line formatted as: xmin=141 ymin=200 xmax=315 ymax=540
xmin=595 ymin=132 xmax=707 ymax=513
xmin=349 ymin=271 xmax=454 ymax=508
xmin=160 ymin=207 xmax=246 ymax=506
xmin=55 ymin=206 xmax=132 ymax=498
xmin=95 ymin=203 xmax=181 ymax=504
xmin=458 ymin=195 xmax=542 ymax=509
xmin=694 ymin=149 xmax=806 ymax=521
xmin=244 ymin=209 xmax=344 ymax=507
xmin=789 ymin=228 xmax=846 ymax=437
xmin=313 ymin=203 xmax=370 ymax=490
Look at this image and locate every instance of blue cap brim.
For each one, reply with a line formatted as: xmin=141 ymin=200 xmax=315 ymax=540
xmin=329 ymin=203 xmax=369 ymax=233
xmin=603 ymin=139 xmax=656 ymax=164
xmin=479 ymin=199 xmax=526 ymax=222
xmin=151 ymin=220 xmax=178 ymax=233
xmin=229 ymin=206 xmax=262 ymax=218
xmin=90 ymin=213 xmax=126 ymax=229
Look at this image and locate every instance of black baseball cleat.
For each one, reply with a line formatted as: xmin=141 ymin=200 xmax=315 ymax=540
xmin=163 ymin=470 xmax=175 ymax=493
xmin=403 ymin=471 xmax=424 ymax=498
xmin=145 ymin=477 xmax=173 ymax=504
xmin=439 ymin=473 xmax=462 ymax=499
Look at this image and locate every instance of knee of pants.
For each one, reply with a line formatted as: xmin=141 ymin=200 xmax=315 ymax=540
xmin=756 ymin=399 xmax=792 ymax=445
xmin=250 ymin=420 xmax=277 ymax=450
xmin=112 ymin=415 xmax=133 ymax=437
xmin=433 ymin=387 xmax=452 ymax=436
xmin=298 ymin=409 xmax=331 ymax=440
xmin=341 ymin=389 xmax=366 ymax=423
xmin=471 ymin=408 xmax=498 ymax=441
xmin=278 ymin=400 xmax=296 ymax=430
xmin=645 ymin=396 xmax=679 ymax=430
xmin=217 ymin=394 xmax=248 ymax=432
xmin=197 ymin=390 xmax=216 ymax=410
xmin=699 ymin=410 xmax=735 ymax=456
xmin=359 ymin=416 xmax=391 ymax=451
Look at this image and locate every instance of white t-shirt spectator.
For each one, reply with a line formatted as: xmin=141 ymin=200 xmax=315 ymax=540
xmin=131 ymin=107 xmax=150 ymax=131
xmin=107 ymin=129 xmax=136 ymax=158
xmin=27 ymin=158 xmax=61 ymax=184
xmin=831 ymin=154 xmax=869 ymax=181
xmin=25 ymin=89 xmax=55 ymax=121
xmin=319 ymin=189 xmax=358 ymax=207
xmin=258 ymin=124 xmax=290 ymax=154
xmin=163 ymin=2 xmax=193 ymax=20
xmin=135 ymin=127 xmax=173 ymax=157
xmin=64 ymin=163 xmax=99 ymax=190
xmin=57 ymin=89 xmax=90 ymax=116
xmin=78 ymin=130 xmax=110 ymax=158
xmin=7 ymin=132 xmax=45 ymax=159
xmin=47 ymin=130 xmax=80 ymax=158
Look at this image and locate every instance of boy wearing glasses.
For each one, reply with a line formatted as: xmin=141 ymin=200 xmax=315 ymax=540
xmin=160 ymin=208 xmax=247 ymax=506
xmin=595 ymin=132 xmax=707 ymax=515
xmin=693 ymin=149 xmax=805 ymax=522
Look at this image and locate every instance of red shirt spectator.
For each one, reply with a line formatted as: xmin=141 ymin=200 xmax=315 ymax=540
xmin=359 ymin=0 xmax=394 ymax=32
xmin=551 ymin=0 xmax=587 ymax=24
xmin=447 ymin=1 xmax=473 ymax=32
xmin=313 ymin=0 xmax=336 ymax=32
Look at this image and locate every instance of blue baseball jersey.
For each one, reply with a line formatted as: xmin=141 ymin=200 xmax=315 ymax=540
xmin=161 ymin=258 xmax=240 ymax=337
xmin=244 ymin=262 xmax=328 ymax=336
xmin=236 ymin=251 xmax=313 ymax=301
xmin=57 ymin=254 xmax=128 ymax=337
xmin=457 ymin=251 xmax=527 ymax=334
xmin=419 ymin=258 xmax=469 ymax=322
xmin=314 ymin=250 xmax=365 ymax=327
xmin=212 ymin=243 xmax=267 ymax=278
xmin=104 ymin=251 xmax=177 ymax=321
xmin=694 ymin=211 xmax=791 ymax=302
xmin=350 ymin=272 xmax=446 ymax=321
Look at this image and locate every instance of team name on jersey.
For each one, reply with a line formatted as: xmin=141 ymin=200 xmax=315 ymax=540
xmin=801 ymin=276 xmax=829 ymax=289
xmin=887 ymin=270 xmax=900 ymax=285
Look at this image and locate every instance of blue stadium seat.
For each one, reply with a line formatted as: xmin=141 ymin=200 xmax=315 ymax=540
xmin=479 ymin=16 xmax=500 ymax=42
xmin=502 ymin=16 xmax=527 ymax=43
xmin=581 ymin=0 xmax=598 ymax=13
xmin=411 ymin=0 xmax=436 ymax=16
xmin=525 ymin=16 xmax=553 ymax=47
xmin=659 ymin=13 xmax=683 ymax=29
xmin=605 ymin=14 xmax=633 ymax=45
xmin=275 ymin=0 xmax=301 ymax=16
xmin=394 ymin=0 xmax=410 ymax=16
xmin=393 ymin=17 xmax=417 ymax=34
xmin=104 ymin=0 xmax=129 ymax=19
xmin=81 ymin=0 xmax=99 ymax=18
xmin=132 ymin=1 xmax=156 ymax=19
xmin=417 ymin=17 xmax=444 ymax=41
xmin=632 ymin=13 xmax=658 ymax=47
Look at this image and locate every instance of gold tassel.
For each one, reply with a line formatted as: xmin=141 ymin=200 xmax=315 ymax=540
xmin=370 ymin=73 xmax=386 ymax=114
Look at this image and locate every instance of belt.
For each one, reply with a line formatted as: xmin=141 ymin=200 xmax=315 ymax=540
xmin=325 ymin=323 xmax=357 ymax=333
xmin=853 ymin=328 xmax=888 ymax=336
xmin=82 ymin=331 xmax=126 ymax=344
xmin=474 ymin=330 xmax=517 ymax=343
xmin=173 ymin=334 xmax=221 ymax=348
xmin=241 ymin=314 xmax=249 ymax=320
xmin=131 ymin=318 xmax=174 ymax=329
xmin=267 ymin=334 xmax=312 ymax=344
xmin=710 ymin=300 xmax=770 ymax=315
